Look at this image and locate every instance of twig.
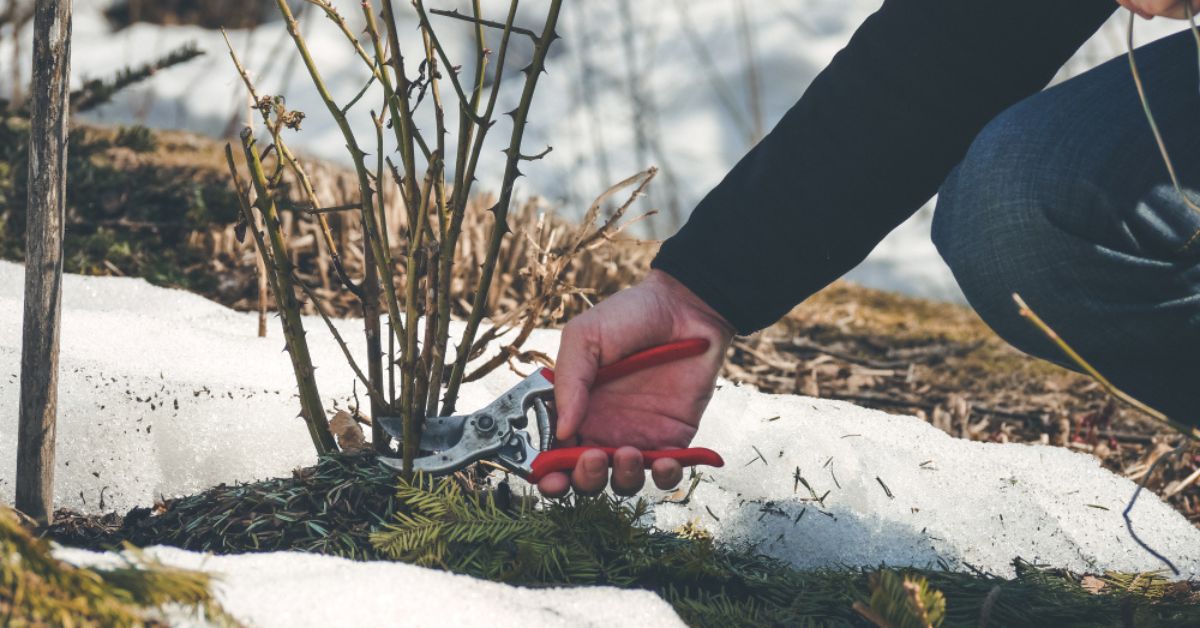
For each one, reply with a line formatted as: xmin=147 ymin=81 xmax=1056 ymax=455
xmin=294 ymin=276 xmax=387 ymax=410
xmin=429 ymin=8 xmax=538 ymax=41
xmin=1126 ymin=9 xmax=1200 ymax=228
xmin=1012 ymin=294 xmax=1197 ymax=439
xmin=1015 ymin=291 xmax=1195 ymax=574
xmin=1123 ymin=442 xmax=1186 ymax=575
xmin=443 ymin=0 xmax=565 ymax=415
xmin=300 ymin=203 xmax=362 ymax=215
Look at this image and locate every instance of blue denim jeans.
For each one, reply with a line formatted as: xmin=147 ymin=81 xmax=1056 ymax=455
xmin=933 ymin=29 xmax=1200 ymax=422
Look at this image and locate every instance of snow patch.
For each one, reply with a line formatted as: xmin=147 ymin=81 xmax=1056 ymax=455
xmin=56 ymin=545 xmax=685 ymax=628
xmin=3 ymin=263 xmax=1199 ymax=580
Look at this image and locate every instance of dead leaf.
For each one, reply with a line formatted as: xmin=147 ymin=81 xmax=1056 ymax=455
xmin=1080 ymin=575 xmax=1106 ymax=594
xmin=329 ymin=410 xmax=368 ymax=452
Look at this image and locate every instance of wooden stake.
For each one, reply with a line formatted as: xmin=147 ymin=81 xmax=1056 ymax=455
xmin=17 ymin=0 xmax=72 ymax=525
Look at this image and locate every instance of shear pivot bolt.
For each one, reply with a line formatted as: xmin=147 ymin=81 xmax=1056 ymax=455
xmin=476 ymin=414 xmax=495 ymax=432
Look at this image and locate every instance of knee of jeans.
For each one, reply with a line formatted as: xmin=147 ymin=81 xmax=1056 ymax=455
xmin=933 ymin=104 xmax=1084 ymax=279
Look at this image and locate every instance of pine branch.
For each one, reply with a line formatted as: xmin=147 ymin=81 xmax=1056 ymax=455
xmin=71 ymin=43 xmax=203 ymax=112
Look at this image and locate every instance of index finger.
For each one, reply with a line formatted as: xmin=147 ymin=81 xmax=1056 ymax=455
xmin=552 ymin=323 xmax=601 ymax=442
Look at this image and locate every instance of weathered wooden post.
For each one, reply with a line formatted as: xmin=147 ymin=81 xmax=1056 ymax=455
xmin=16 ymin=0 xmax=71 ymax=524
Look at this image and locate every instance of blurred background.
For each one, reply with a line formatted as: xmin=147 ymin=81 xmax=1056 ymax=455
xmin=0 ymin=0 xmax=1191 ymax=301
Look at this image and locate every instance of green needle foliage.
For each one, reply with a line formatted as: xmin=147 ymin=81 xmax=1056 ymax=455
xmin=370 ymin=474 xmax=1200 ymax=628
xmin=856 ymin=569 xmax=945 ymax=628
xmin=1 ymin=506 xmax=233 ymax=626
xmin=111 ymin=453 xmax=398 ymax=559
xmin=47 ymin=458 xmax=1200 ymax=627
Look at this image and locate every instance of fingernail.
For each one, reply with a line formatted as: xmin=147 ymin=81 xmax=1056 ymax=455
xmin=584 ymin=453 xmax=606 ymax=474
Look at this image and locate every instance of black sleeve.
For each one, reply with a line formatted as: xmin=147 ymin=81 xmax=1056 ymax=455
xmin=651 ymin=0 xmax=1117 ymax=334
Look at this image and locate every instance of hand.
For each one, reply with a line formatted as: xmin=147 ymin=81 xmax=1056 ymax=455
xmin=1118 ymin=0 xmax=1200 ymax=19
xmin=537 ymin=269 xmax=734 ymax=497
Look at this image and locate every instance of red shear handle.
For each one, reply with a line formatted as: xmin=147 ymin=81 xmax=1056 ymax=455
xmin=527 ymin=447 xmax=724 ymax=483
xmin=539 ymin=338 xmax=711 ymax=386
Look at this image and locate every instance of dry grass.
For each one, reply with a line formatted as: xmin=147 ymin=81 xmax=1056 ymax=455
xmin=17 ymin=124 xmax=1195 ymax=527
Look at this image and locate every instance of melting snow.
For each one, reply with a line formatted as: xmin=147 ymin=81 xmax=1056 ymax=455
xmin=2 ymin=262 xmax=1199 ymax=584
xmin=56 ymin=546 xmax=685 ymax=628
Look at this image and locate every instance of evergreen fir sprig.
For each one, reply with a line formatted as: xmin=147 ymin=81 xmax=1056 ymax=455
xmin=71 ymin=43 xmax=204 ymax=113
xmin=47 ymin=458 xmax=1200 ymax=627
xmin=368 ymin=474 xmax=1200 ymax=628
xmin=1 ymin=506 xmax=233 ymax=626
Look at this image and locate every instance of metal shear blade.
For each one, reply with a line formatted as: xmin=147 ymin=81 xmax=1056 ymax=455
xmin=377 ymin=370 xmax=555 ymax=476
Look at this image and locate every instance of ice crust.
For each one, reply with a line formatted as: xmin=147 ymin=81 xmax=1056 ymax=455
xmin=4 ymin=262 xmax=1200 ymax=582
xmin=56 ymin=545 xmax=685 ymax=628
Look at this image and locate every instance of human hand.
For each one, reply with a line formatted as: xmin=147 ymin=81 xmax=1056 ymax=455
xmin=1118 ymin=0 xmax=1200 ymax=19
xmin=537 ymin=269 xmax=734 ymax=497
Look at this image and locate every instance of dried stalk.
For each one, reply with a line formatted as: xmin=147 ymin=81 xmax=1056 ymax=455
xmin=1012 ymin=295 xmax=1196 ymax=440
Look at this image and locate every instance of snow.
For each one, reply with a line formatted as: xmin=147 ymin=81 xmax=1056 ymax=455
xmin=4 ymin=2 xmax=1185 ymax=301
xmin=3 ymin=263 xmax=1199 ymax=582
xmin=654 ymin=389 xmax=1200 ymax=578
xmin=55 ymin=545 xmax=686 ymax=628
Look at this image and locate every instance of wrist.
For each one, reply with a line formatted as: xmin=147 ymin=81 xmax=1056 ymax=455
xmin=644 ymin=269 xmax=736 ymax=339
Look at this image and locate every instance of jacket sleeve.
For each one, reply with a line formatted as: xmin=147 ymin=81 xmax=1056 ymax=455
xmin=651 ymin=0 xmax=1116 ymax=334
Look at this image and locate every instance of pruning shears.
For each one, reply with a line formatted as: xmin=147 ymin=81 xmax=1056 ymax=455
xmin=377 ymin=338 xmax=725 ymax=482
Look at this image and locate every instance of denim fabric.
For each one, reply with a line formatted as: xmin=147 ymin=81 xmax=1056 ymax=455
xmin=933 ymin=29 xmax=1200 ymax=422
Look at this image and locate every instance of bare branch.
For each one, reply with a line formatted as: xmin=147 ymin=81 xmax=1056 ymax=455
xmin=429 ymin=8 xmax=539 ymax=41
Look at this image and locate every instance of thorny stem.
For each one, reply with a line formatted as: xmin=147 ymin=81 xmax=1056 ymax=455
xmin=221 ymin=29 xmax=361 ymax=297
xmin=443 ymin=0 xmax=563 ymax=415
xmin=294 ymin=276 xmax=387 ymax=410
xmin=398 ymin=163 xmax=437 ymax=476
xmin=272 ymin=0 xmax=407 ymax=353
xmin=370 ymin=106 xmax=394 ymax=424
xmin=425 ymin=0 xmax=489 ymax=417
xmin=225 ymin=145 xmax=284 ymax=331
xmin=411 ymin=0 xmax=486 ymax=125
xmin=363 ymin=219 xmax=387 ymax=451
xmin=372 ymin=0 xmax=421 ymax=213
xmin=418 ymin=244 xmax=438 ymax=417
xmin=303 ymin=0 xmax=382 ymax=82
xmin=239 ymin=130 xmax=337 ymax=454
xmin=435 ymin=0 xmax=522 ymax=416
xmin=428 ymin=8 xmax=539 ymax=42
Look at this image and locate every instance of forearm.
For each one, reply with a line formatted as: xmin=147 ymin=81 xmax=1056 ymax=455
xmin=653 ymin=0 xmax=1115 ymax=334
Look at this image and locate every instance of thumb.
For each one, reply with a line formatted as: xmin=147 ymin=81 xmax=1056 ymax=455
xmin=552 ymin=321 xmax=601 ymax=442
